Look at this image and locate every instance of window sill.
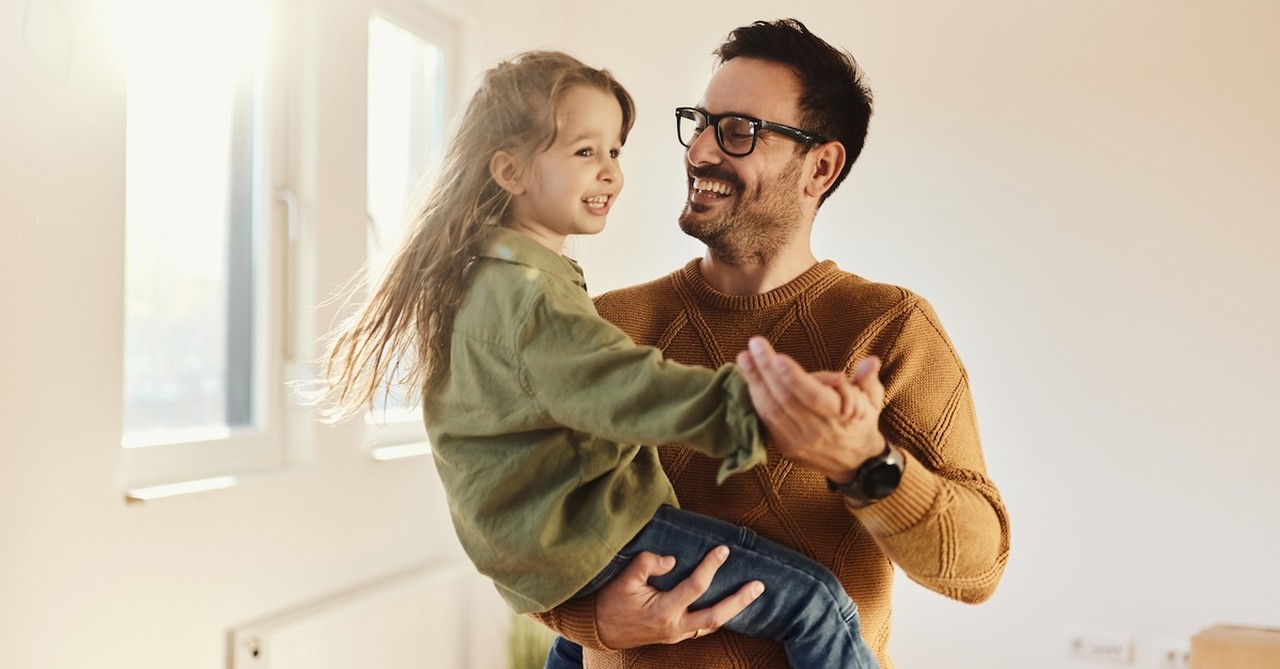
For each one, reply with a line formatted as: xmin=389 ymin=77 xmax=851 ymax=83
xmin=367 ymin=440 xmax=431 ymax=461
xmin=124 ymin=466 xmax=302 ymax=503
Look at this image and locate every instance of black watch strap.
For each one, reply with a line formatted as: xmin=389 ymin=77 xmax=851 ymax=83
xmin=826 ymin=441 xmax=905 ymax=505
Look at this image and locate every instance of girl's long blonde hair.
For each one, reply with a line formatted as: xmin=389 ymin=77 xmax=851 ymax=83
xmin=319 ymin=50 xmax=636 ymax=422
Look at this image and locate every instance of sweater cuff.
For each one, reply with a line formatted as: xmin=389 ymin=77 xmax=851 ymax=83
xmin=552 ymin=595 xmax=612 ymax=651
xmin=849 ymin=448 xmax=940 ymax=535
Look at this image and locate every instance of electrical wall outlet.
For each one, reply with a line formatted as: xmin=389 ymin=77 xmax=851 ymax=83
xmin=1066 ymin=630 xmax=1135 ymax=663
xmin=1151 ymin=638 xmax=1191 ymax=669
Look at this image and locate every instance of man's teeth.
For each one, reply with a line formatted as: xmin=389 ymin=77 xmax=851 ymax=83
xmin=693 ymin=178 xmax=734 ymax=195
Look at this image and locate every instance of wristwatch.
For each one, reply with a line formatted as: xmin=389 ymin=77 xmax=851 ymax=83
xmin=826 ymin=441 xmax=905 ymax=506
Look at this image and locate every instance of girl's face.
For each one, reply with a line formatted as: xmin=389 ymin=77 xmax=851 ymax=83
xmin=505 ymin=86 xmax=624 ymax=252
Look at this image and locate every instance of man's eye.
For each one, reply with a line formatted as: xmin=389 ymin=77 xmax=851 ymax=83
xmin=721 ymin=119 xmax=756 ymax=140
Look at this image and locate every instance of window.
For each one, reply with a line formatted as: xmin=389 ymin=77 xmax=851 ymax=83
xmin=114 ymin=0 xmax=289 ymax=492
xmin=363 ymin=6 xmax=456 ymax=459
xmin=113 ymin=0 xmax=460 ymax=494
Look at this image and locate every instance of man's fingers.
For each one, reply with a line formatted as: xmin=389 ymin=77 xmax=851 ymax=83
xmin=744 ymin=339 xmax=852 ymax=442
xmin=853 ymin=356 xmax=885 ymax=407
xmin=593 ymin=546 xmax=768 ymax=649
xmin=811 ymin=370 xmax=844 ymax=386
xmin=747 ymin=338 xmax=805 ymax=406
xmin=594 ymin=551 xmax=682 ymax=648
xmin=852 ymin=355 xmax=878 ymax=383
xmin=685 ymin=579 xmax=765 ymax=640
xmin=736 ymin=350 xmax=764 ymax=389
xmin=673 ymin=547 xmax=764 ymax=641
xmin=623 ymin=551 xmax=676 ymax=583
xmin=663 ymin=545 xmax=728 ymax=605
xmin=757 ymin=346 xmax=843 ymax=413
xmin=745 ymin=338 xmax=789 ymax=410
xmin=814 ymin=371 xmax=861 ymax=420
xmin=738 ymin=349 xmax=806 ymax=440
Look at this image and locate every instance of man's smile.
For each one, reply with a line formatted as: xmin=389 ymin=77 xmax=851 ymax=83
xmin=692 ymin=177 xmax=736 ymax=196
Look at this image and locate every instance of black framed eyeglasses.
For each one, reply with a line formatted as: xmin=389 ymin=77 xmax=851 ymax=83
xmin=675 ymin=107 xmax=827 ymax=157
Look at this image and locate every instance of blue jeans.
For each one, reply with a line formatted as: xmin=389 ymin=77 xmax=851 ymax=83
xmin=544 ymin=505 xmax=879 ymax=669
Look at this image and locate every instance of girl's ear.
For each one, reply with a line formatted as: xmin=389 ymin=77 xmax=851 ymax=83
xmin=490 ymin=151 xmax=526 ymax=195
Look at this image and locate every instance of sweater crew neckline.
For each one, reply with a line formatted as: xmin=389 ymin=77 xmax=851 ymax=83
xmin=676 ymin=259 xmax=838 ymax=311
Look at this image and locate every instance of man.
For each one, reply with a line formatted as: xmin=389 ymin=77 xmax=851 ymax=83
xmin=533 ymin=18 xmax=1010 ymax=669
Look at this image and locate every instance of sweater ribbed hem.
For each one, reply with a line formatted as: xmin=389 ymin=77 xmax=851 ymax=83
xmin=548 ymin=595 xmax=610 ymax=651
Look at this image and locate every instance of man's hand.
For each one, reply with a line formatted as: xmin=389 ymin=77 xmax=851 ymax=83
xmin=736 ymin=336 xmax=886 ymax=482
xmin=595 ymin=547 xmax=764 ymax=649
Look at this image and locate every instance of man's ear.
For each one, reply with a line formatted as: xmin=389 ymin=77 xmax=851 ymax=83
xmin=490 ymin=151 xmax=526 ymax=195
xmin=803 ymin=141 xmax=846 ymax=200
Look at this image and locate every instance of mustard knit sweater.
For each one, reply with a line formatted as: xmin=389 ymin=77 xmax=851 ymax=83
xmin=532 ymin=259 xmax=1011 ymax=669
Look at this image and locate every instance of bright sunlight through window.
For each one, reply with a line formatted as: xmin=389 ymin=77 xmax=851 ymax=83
xmin=113 ymin=0 xmax=271 ymax=449
xmin=365 ymin=14 xmax=446 ymax=437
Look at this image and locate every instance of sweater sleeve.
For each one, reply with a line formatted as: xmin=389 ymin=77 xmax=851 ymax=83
xmin=527 ymin=598 xmax=611 ymax=651
xmin=851 ymin=297 xmax=1011 ymax=604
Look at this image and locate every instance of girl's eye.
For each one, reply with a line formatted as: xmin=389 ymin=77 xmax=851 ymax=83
xmin=609 ymin=148 xmax=621 ymax=159
xmin=576 ymin=148 xmax=594 ymax=157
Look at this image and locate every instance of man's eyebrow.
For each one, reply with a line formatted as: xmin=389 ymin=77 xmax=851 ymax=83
xmin=699 ymin=107 xmax=753 ymax=118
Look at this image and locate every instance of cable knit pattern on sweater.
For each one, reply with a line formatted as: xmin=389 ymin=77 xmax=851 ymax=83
xmin=531 ymin=259 xmax=1010 ymax=669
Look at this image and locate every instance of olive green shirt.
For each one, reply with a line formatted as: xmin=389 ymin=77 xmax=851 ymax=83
xmin=424 ymin=226 xmax=766 ymax=614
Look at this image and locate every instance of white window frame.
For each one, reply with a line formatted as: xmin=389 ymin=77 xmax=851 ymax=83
xmin=120 ymin=0 xmax=298 ymax=498
xmin=121 ymin=0 xmax=464 ymax=497
xmin=361 ymin=0 xmax=461 ymax=461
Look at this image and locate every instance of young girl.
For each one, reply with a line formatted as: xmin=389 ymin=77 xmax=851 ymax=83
xmin=319 ymin=51 xmax=878 ymax=669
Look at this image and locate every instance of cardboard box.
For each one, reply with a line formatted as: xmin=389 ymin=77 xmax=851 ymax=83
xmin=1190 ymin=625 xmax=1280 ymax=669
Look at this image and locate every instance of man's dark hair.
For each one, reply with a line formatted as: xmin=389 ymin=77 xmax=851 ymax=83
xmin=715 ymin=18 xmax=874 ymax=203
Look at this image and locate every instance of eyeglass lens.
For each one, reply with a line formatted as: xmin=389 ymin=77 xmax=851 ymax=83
xmin=716 ymin=117 xmax=757 ymax=156
xmin=678 ymin=110 xmax=757 ymax=157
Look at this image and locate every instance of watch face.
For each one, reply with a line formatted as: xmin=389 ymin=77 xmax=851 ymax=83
xmin=863 ymin=462 xmax=903 ymax=500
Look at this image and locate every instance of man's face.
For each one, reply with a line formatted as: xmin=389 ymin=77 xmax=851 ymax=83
xmin=678 ymin=57 xmax=810 ymax=263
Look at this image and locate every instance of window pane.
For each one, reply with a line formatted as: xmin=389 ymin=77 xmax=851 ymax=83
xmin=366 ymin=15 xmax=446 ymax=418
xmin=118 ymin=0 xmax=269 ymax=445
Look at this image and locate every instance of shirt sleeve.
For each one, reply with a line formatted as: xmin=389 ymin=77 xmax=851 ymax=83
xmin=851 ymin=297 xmax=1011 ymax=604
xmin=516 ymin=275 xmax=766 ymax=483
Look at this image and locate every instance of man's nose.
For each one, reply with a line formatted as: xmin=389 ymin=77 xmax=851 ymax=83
xmin=686 ymin=127 xmax=723 ymax=167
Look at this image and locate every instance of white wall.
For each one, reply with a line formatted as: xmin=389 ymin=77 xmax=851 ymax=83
xmin=3 ymin=1 xmax=1277 ymax=668
xmin=549 ymin=1 xmax=1280 ymax=668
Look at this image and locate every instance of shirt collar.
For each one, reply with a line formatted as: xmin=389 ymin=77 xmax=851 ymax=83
xmin=476 ymin=226 xmax=587 ymax=289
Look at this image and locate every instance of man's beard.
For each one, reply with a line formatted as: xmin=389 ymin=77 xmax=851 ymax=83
xmin=678 ymin=156 xmax=804 ymax=266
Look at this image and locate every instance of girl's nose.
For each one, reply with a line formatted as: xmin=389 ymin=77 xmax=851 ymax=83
xmin=601 ymin=159 xmax=620 ymax=183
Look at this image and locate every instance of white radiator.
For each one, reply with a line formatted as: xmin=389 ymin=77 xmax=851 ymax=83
xmin=228 ymin=559 xmax=501 ymax=669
